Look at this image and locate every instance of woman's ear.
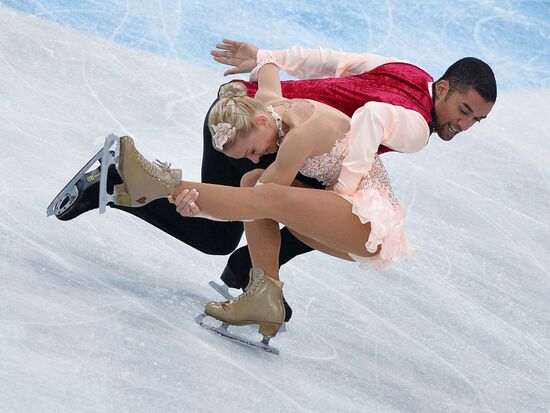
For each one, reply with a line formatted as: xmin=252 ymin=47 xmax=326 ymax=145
xmin=255 ymin=113 xmax=269 ymax=127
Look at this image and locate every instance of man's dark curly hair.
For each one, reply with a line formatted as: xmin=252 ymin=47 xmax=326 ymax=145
xmin=437 ymin=57 xmax=497 ymax=103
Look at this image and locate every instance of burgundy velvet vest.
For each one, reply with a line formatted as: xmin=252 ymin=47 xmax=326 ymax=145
xmin=235 ymin=62 xmax=434 ymax=154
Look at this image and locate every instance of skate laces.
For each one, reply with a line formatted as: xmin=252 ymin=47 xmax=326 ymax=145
xmin=137 ymin=153 xmax=173 ymax=183
xmin=227 ymin=276 xmax=263 ymax=304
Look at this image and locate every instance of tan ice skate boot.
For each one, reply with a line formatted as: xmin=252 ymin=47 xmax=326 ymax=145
xmin=205 ymin=268 xmax=285 ymax=337
xmin=113 ymin=136 xmax=182 ymax=207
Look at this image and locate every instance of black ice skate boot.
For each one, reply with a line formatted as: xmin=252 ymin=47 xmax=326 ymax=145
xmin=56 ymin=161 xmax=123 ymax=221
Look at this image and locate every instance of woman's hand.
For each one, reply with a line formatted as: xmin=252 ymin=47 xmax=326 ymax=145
xmin=211 ymin=39 xmax=259 ymax=76
xmin=168 ymin=189 xmax=201 ymax=217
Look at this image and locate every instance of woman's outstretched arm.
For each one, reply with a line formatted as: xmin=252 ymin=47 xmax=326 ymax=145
xmin=254 ymin=58 xmax=282 ymax=101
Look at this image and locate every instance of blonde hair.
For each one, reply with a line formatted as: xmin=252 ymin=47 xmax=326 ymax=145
xmin=208 ymin=82 xmax=264 ymax=151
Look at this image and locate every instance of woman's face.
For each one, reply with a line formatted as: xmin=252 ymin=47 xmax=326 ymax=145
xmin=223 ymin=114 xmax=279 ymax=164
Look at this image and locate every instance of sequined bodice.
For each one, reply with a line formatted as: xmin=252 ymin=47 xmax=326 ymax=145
xmin=299 ymin=133 xmax=349 ymax=185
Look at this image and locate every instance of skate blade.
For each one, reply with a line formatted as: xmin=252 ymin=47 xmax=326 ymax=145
xmin=195 ymin=314 xmax=280 ymax=355
xmin=46 ymin=133 xmax=120 ymax=217
xmin=208 ymin=281 xmax=234 ymax=300
xmin=208 ymin=281 xmax=287 ymax=333
xmin=98 ymin=134 xmax=120 ymax=214
xmin=46 ymin=148 xmax=103 ymax=217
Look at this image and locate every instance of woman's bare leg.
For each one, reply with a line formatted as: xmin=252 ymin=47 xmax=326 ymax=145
xmin=241 ymin=170 xmax=281 ymax=279
xmin=288 ymin=229 xmax=354 ymax=261
xmin=171 ymin=181 xmax=375 ymax=258
xmin=240 ymin=171 xmax=315 ymax=279
xmin=171 ymin=179 xmax=373 ymax=336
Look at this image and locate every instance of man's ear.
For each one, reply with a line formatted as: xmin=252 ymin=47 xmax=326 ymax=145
xmin=435 ymin=79 xmax=450 ymax=100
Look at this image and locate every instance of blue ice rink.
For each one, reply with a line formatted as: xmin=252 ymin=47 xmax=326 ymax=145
xmin=0 ymin=1 xmax=549 ymax=412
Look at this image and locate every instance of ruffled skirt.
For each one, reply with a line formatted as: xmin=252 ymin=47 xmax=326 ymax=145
xmin=336 ymin=155 xmax=411 ymax=270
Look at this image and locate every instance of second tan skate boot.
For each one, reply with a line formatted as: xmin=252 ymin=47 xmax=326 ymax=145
xmin=114 ymin=136 xmax=182 ymax=207
xmin=205 ymin=268 xmax=285 ymax=337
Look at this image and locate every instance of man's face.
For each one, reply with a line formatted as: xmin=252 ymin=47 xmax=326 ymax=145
xmin=433 ymin=80 xmax=494 ymax=141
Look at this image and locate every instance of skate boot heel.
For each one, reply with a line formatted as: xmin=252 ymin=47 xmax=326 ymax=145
xmin=113 ymin=184 xmax=132 ymax=206
xmin=259 ymin=323 xmax=282 ymax=337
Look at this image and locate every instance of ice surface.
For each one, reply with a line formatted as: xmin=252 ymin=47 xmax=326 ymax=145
xmin=0 ymin=2 xmax=549 ymax=412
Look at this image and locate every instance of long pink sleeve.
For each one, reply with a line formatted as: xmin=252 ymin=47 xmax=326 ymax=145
xmin=334 ymin=102 xmax=429 ymax=195
xmin=250 ymin=45 xmax=402 ymax=80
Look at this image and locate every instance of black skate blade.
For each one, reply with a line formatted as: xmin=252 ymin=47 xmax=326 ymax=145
xmin=207 ymin=281 xmax=287 ymax=333
xmin=46 ymin=148 xmax=103 ymax=217
xmin=98 ymin=134 xmax=120 ymax=214
xmin=195 ymin=314 xmax=280 ymax=355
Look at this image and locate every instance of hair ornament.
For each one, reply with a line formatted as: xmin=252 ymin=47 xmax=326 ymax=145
xmin=211 ymin=122 xmax=236 ymax=150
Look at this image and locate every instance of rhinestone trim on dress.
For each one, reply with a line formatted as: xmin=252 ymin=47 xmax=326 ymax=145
xmin=298 ymin=134 xmax=349 ymax=186
xmin=358 ymin=155 xmax=400 ymax=210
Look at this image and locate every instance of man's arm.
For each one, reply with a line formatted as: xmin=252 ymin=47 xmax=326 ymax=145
xmin=212 ymin=39 xmax=401 ymax=79
xmin=252 ymin=45 xmax=400 ymax=80
xmin=335 ymin=102 xmax=429 ymax=195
